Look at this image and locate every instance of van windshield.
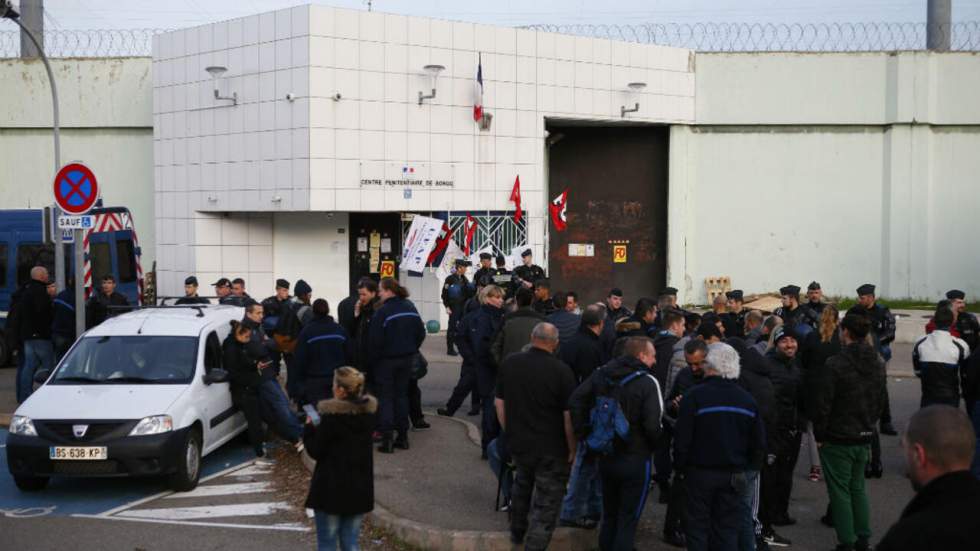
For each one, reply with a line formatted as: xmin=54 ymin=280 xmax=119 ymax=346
xmin=52 ymin=336 xmax=198 ymax=384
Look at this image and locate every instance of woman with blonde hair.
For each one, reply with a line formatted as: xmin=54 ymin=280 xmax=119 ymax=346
xmin=304 ymin=366 xmax=377 ymax=551
xmin=801 ymin=305 xmax=841 ymax=483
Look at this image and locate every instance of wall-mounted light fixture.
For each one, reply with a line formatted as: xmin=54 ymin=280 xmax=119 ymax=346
xmin=620 ymin=81 xmax=646 ymax=117
xmin=418 ymin=64 xmax=445 ymax=105
xmin=206 ymin=65 xmax=238 ymax=106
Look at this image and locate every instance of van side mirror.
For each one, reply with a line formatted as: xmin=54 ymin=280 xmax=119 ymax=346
xmin=33 ymin=369 xmax=52 ymax=384
xmin=203 ymin=369 xmax=230 ymax=385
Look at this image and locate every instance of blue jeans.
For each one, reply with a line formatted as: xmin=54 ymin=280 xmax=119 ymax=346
xmin=971 ymin=401 xmax=980 ymax=479
xmin=738 ymin=469 xmax=760 ymax=551
xmin=488 ymin=437 xmax=513 ymax=502
xmin=313 ymin=511 xmax=363 ymax=551
xmin=560 ymin=443 xmax=603 ymax=521
xmin=259 ymin=378 xmax=302 ymax=442
xmin=18 ymin=339 xmax=54 ymax=403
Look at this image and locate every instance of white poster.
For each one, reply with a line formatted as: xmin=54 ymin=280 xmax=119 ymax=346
xmin=437 ymin=240 xmax=466 ymax=282
xmin=401 ymin=215 xmax=444 ymax=273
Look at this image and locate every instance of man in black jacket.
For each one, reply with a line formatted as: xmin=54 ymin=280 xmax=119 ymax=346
xmin=495 ymin=323 xmax=577 ymax=551
xmin=51 ymin=278 xmax=76 ymax=361
xmin=86 ymin=274 xmax=130 ymax=328
xmin=674 ymin=342 xmax=766 ymax=551
xmin=600 ymin=288 xmax=632 ymax=354
xmin=175 ymin=276 xmax=210 ymax=305
xmin=569 ymin=336 xmax=663 ymax=551
xmin=945 ymin=289 xmax=979 ymax=352
xmin=559 ymin=305 xmax=608 ymax=384
xmin=876 ymin=405 xmax=980 ymax=551
xmin=761 ymin=325 xmax=805 ymax=546
xmin=16 ymin=266 xmax=54 ymax=403
xmin=458 ymin=285 xmax=506 ymax=457
xmin=442 ymin=259 xmax=473 ymax=356
xmin=809 ymin=312 xmax=886 ymax=551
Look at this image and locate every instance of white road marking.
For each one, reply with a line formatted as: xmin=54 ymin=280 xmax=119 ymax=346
xmin=231 ymin=465 xmax=271 ymax=477
xmin=71 ymin=514 xmax=310 ymax=532
xmin=162 ymin=481 xmax=272 ymax=499
xmin=96 ymin=461 xmax=259 ymax=517
xmin=117 ymin=502 xmax=292 ymax=521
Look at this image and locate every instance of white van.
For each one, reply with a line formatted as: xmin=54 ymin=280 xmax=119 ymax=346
xmin=6 ymin=305 xmax=248 ymax=492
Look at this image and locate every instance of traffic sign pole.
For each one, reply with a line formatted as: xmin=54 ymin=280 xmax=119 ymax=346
xmin=74 ymin=228 xmax=85 ymax=335
xmin=53 ymin=161 xmax=99 ymax=338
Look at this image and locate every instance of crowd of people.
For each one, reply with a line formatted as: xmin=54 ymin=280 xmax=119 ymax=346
xmin=438 ymin=265 xmax=980 ymax=551
xmin=8 ymin=257 xmax=980 ymax=551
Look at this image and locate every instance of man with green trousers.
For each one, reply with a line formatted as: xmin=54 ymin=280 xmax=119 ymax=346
xmin=809 ymin=312 xmax=887 ymax=551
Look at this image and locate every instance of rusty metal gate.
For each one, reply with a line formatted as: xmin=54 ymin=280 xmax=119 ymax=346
xmin=546 ymin=125 xmax=668 ymax=304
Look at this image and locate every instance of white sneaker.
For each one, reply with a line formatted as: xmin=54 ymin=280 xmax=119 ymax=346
xmin=294 ymin=441 xmax=305 ymax=454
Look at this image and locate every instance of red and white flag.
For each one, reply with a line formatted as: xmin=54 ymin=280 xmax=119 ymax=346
xmin=510 ymin=175 xmax=523 ymax=223
xmin=473 ymin=53 xmax=484 ymax=122
xmin=463 ymin=214 xmax=479 ymax=254
xmin=426 ymin=222 xmax=453 ymax=266
xmin=549 ymin=189 xmax=568 ymax=232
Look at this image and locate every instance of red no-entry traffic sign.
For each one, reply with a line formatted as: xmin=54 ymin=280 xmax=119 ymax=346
xmin=53 ymin=162 xmax=99 ymax=215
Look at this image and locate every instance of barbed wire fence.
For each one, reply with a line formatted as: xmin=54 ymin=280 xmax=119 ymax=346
xmin=524 ymin=21 xmax=980 ymax=52
xmin=1 ymin=22 xmax=979 ymax=57
xmin=0 ymin=28 xmax=164 ymax=58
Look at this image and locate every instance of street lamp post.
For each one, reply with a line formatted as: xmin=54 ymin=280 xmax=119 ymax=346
xmin=2 ymin=2 xmax=80 ymax=334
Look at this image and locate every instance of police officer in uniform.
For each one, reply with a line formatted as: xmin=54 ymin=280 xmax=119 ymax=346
xmin=491 ymin=254 xmax=514 ymax=299
xmin=720 ymin=289 xmax=747 ymax=338
xmin=442 ymin=259 xmax=474 ymax=356
xmin=800 ymin=281 xmax=826 ymax=330
xmin=654 ymin=287 xmax=688 ymax=329
xmin=473 ymin=252 xmax=496 ymax=287
xmin=946 ymin=289 xmax=979 ymax=351
xmin=512 ymin=249 xmax=545 ymax=291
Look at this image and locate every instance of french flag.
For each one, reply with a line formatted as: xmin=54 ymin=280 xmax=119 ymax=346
xmin=473 ymin=53 xmax=484 ymax=122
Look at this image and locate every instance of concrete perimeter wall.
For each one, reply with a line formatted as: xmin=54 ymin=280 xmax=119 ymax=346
xmin=669 ymin=51 xmax=980 ymax=304
xmin=0 ymin=57 xmax=156 ymax=269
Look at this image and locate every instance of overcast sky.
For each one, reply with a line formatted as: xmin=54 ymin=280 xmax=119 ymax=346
xmin=18 ymin=0 xmax=980 ymax=30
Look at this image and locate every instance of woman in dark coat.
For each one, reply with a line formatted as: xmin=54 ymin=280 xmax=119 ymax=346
xmin=222 ymin=321 xmax=271 ymax=463
xmin=304 ymin=366 xmax=377 ymax=551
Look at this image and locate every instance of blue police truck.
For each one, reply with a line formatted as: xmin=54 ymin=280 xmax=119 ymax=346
xmin=0 ymin=206 xmax=145 ymax=365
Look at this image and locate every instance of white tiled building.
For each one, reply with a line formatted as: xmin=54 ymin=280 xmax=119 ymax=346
xmin=152 ymin=4 xmax=694 ymax=318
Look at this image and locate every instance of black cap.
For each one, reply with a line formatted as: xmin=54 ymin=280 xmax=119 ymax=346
xmin=212 ymin=277 xmax=231 ymax=287
xmin=276 ymin=278 xmax=290 ymax=290
xmin=521 ymin=249 xmax=532 ymax=258
xmin=479 ymin=252 xmax=492 ymax=260
xmin=661 ymin=287 xmax=678 ymax=296
xmin=946 ymin=289 xmax=966 ymax=300
xmin=495 ymin=254 xmax=506 ymax=266
xmin=726 ymin=289 xmax=743 ymax=301
xmin=856 ymin=284 xmax=876 ymax=296
xmin=609 ymin=288 xmax=623 ymax=297
xmin=454 ymin=258 xmax=471 ymax=267
xmin=184 ymin=276 xmax=199 ymax=286
xmin=773 ymin=325 xmax=797 ymax=343
xmin=294 ymin=279 xmax=312 ymax=296
xmin=779 ymin=285 xmax=801 ymax=296
xmin=807 ymin=281 xmax=821 ymax=291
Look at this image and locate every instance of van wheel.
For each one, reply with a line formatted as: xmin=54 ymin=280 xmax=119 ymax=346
xmin=168 ymin=428 xmax=202 ymax=492
xmin=14 ymin=475 xmax=49 ymax=492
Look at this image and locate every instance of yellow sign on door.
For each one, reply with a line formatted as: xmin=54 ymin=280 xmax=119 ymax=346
xmin=380 ymin=260 xmax=396 ymax=278
xmin=613 ymin=245 xmax=627 ymax=263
